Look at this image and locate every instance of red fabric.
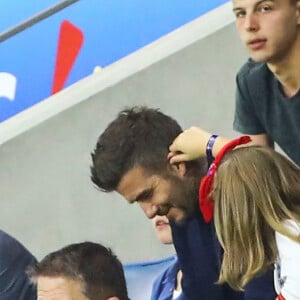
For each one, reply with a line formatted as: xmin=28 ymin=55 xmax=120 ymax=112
xmin=199 ymin=136 xmax=251 ymax=223
xmin=277 ymin=294 xmax=286 ymax=300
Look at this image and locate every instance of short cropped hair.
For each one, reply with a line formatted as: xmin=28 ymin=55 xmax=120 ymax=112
xmin=91 ymin=106 xmax=206 ymax=192
xmin=28 ymin=242 xmax=129 ymax=300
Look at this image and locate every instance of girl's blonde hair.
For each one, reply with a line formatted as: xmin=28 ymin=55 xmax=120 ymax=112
xmin=213 ymin=146 xmax=300 ymax=290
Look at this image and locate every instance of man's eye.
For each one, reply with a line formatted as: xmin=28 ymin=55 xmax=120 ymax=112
xmin=234 ymin=11 xmax=246 ymax=18
xmin=142 ymin=191 xmax=153 ymax=201
xmin=259 ymin=5 xmax=272 ymax=13
xmin=136 ymin=190 xmax=154 ymax=202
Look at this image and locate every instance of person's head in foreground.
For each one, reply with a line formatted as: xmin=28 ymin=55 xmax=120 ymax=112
xmin=211 ymin=146 xmax=300 ymax=290
xmin=91 ymin=106 xmax=207 ymax=223
xmin=28 ymin=242 xmax=129 ymax=300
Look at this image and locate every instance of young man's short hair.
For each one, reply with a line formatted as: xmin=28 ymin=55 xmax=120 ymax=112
xmin=28 ymin=242 xmax=129 ymax=300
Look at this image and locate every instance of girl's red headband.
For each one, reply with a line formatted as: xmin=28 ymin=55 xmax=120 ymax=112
xmin=199 ymin=136 xmax=251 ymax=223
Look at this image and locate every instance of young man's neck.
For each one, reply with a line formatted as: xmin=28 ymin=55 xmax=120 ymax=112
xmin=267 ymin=35 xmax=300 ymax=98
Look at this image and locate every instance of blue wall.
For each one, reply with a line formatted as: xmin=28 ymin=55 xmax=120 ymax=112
xmin=0 ymin=0 xmax=229 ymax=122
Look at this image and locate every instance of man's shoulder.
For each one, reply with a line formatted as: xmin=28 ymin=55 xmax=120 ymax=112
xmin=0 ymin=230 xmax=37 ymax=300
xmin=0 ymin=230 xmax=26 ymax=253
xmin=0 ymin=230 xmax=36 ymax=267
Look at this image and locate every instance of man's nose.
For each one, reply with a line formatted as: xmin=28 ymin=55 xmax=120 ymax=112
xmin=244 ymin=13 xmax=259 ymax=32
xmin=139 ymin=202 xmax=158 ymax=219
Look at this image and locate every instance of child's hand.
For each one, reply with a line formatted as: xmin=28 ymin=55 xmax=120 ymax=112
xmin=169 ymin=127 xmax=211 ymax=164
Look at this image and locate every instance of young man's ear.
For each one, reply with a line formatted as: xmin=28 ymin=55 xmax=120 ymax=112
xmin=170 ymin=161 xmax=187 ymax=177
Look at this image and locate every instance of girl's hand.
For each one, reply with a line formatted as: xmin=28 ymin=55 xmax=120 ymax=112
xmin=169 ymin=127 xmax=211 ymax=164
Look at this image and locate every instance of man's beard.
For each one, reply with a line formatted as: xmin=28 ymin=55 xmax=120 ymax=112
xmin=167 ymin=174 xmax=199 ymax=218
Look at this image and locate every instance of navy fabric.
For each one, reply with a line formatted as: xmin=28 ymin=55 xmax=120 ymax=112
xmin=244 ymin=269 xmax=276 ymax=300
xmin=0 ymin=230 xmax=37 ymax=300
xmin=170 ymin=210 xmax=276 ymax=300
xmin=151 ymin=255 xmax=186 ymax=300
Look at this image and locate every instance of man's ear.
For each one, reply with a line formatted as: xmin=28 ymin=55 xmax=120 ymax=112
xmin=170 ymin=161 xmax=187 ymax=177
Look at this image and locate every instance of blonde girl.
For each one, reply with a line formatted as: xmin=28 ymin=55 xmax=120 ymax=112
xmin=171 ymin=136 xmax=300 ymax=299
xmin=209 ymin=144 xmax=300 ymax=300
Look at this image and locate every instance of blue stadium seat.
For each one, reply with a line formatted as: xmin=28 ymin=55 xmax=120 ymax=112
xmin=123 ymin=255 xmax=176 ymax=299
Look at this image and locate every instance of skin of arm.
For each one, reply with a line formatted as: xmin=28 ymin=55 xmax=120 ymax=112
xmin=169 ymin=127 xmax=273 ymax=164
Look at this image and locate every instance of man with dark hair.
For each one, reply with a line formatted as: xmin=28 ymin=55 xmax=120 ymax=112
xmin=28 ymin=241 xmax=129 ymax=300
xmin=0 ymin=230 xmax=37 ymax=300
xmin=90 ymin=106 xmax=275 ymax=299
xmin=91 ymin=106 xmax=206 ymax=223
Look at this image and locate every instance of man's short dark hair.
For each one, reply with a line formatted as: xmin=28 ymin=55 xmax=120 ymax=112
xmin=91 ymin=106 xmax=206 ymax=192
xmin=28 ymin=242 xmax=129 ymax=300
